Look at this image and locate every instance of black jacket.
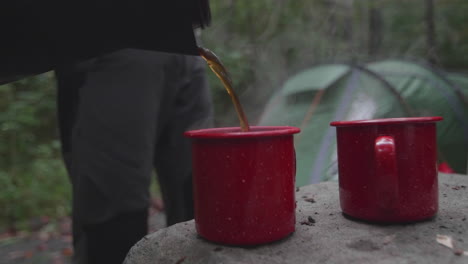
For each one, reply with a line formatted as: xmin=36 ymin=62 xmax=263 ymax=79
xmin=0 ymin=0 xmax=211 ymax=84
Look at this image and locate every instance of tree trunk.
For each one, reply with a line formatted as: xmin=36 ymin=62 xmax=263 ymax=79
xmin=368 ymin=2 xmax=383 ymax=57
xmin=425 ymin=0 xmax=437 ymax=64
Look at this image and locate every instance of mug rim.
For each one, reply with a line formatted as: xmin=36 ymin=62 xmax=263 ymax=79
xmin=330 ymin=116 xmax=443 ymax=127
xmin=184 ymin=126 xmax=300 ymax=139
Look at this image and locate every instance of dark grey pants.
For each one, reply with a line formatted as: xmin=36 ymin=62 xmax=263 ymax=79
xmin=56 ymin=49 xmax=213 ymax=264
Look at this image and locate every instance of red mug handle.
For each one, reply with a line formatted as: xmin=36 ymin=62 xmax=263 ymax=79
xmin=375 ymin=136 xmax=399 ymax=210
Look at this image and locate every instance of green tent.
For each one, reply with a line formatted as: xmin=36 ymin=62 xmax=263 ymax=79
xmin=445 ymin=72 xmax=468 ymax=102
xmin=259 ymin=60 xmax=468 ymax=186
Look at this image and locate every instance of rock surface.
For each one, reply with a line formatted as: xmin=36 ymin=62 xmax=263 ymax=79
xmin=125 ymin=174 xmax=468 ymax=264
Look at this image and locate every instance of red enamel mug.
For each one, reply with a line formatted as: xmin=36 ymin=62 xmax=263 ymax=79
xmin=184 ymin=126 xmax=300 ymax=245
xmin=330 ymin=117 xmax=442 ymax=223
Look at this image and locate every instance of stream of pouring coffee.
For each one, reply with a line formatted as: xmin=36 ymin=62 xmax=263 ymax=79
xmin=198 ymin=47 xmax=250 ymax=132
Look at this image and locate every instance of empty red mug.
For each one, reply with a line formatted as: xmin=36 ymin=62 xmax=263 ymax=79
xmin=330 ymin=117 xmax=442 ymax=223
xmin=184 ymin=126 xmax=300 ymax=245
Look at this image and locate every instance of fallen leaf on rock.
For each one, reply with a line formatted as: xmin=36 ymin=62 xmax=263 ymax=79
xmin=436 ymin=235 xmax=468 ymax=256
xmin=437 ymin=235 xmax=454 ymax=248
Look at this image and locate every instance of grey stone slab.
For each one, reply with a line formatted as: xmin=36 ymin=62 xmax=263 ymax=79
xmin=125 ymin=174 xmax=468 ymax=264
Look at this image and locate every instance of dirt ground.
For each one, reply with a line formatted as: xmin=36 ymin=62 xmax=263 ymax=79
xmin=0 ymin=210 xmax=166 ymax=264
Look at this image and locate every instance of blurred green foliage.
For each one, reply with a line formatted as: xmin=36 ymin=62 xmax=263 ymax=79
xmin=437 ymin=0 xmax=468 ymax=69
xmin=0 ymin=74 xmax=70 ymax=230
xmin=1 ymin=0 xmax=468 ymax=230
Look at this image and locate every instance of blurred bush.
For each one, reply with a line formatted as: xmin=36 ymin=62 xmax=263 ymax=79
xmin=0 ymin=74 xmax=70 ymax=230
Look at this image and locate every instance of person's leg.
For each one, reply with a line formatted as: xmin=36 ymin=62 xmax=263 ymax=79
xmin=84 ymin=210 xmax=148 ymax=263
xmin=154 ymin=55 xmax=214 ymax=226
xmin=56 ymin=63 xmax=89 ymax=264
xmin=56 ymin=49 xmax=172 ymax=263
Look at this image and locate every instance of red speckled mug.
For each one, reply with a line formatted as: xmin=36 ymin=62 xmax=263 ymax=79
xmin=185 ymin=126 xmax=300 ymax=245
xmin=330 ymin=117 xmax=442 ymax=223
